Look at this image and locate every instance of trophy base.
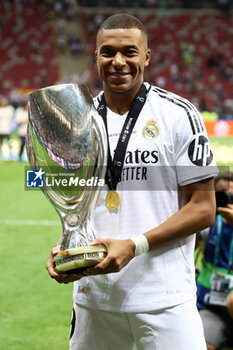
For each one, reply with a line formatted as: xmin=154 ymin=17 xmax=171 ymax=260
xmin=54 ymin=245 xmax=107 ymax=273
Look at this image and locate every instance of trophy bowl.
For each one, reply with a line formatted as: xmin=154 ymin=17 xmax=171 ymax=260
xmin=26 ymin=84 xmax=108 ymax=273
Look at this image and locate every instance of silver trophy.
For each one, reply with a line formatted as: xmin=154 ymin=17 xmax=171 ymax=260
xmin=26 ymin=84 xmax=107 ymax=273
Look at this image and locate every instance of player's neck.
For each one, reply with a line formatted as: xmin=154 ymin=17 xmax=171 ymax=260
xmin=103 ymin=85 xmax=141 ymax=115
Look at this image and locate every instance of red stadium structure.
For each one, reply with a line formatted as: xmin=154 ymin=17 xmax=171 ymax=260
xmin=0 ymin=2 xmax=58 ymax=93
xmin=0 ymin=2 xmax=232 ymax=123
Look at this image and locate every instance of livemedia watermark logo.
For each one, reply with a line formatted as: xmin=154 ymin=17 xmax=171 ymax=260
xmin=25 ymin=167 xmax=105 ymax=190
xmin=25 ymin=165 xmax=226 ymax=192
xmin=26 ymin=169 xmax=44 ymax=188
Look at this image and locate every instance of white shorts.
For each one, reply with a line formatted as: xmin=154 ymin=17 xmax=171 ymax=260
xmin=69 ymin=299 xmax=207 ymax=350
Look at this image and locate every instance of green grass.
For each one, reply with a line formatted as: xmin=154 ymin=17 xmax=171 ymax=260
xmin=209 ymin=137 xmax=233 ymax=170
xmin=0 ymin=161 xmax=73 ymax=350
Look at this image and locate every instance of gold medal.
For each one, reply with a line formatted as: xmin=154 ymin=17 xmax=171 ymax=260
xmin=106 ymin=190 xmax=120 ymax=210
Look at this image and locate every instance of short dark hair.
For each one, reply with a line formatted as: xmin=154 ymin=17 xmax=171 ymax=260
xmin=215 ymin=171 xmax=233 ymax=186
xmin=97 ymin=13 xmax=147 ymax=38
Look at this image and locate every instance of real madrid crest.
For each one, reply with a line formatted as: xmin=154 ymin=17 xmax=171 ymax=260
xmin=142 ymin=120 xmax=159 ymax=139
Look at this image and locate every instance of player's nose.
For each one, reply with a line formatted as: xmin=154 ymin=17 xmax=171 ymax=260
xmin=112 ymin=52 xmax=126 ymax=67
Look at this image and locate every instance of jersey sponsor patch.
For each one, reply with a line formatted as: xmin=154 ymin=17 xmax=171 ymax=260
xmin=142 ymin=119 xmax=159 ymax=139
xmin=188 ymin=135 xmax=213 ymax=166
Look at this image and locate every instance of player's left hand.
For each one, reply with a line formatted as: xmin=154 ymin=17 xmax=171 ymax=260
xmin=46 ymin=246 xmax=85 ymax=284
xmin=217 ymin=204 xmax=233 ymax=226
xmin=83 ymin=238 xmax=136 ymax=276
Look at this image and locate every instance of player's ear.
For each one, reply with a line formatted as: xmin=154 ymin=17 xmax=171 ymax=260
xmin=94 ymin=49 xmax=98 ymax=64
xmin=144 ymin=49 xmax=151 ymax=68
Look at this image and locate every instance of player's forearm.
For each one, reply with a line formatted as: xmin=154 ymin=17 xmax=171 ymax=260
xmin=144 ymin=193 xmax=216 ymax=249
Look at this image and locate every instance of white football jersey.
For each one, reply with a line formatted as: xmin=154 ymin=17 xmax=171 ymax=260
xmin=73 ymin=83 xmax=218 ymax=312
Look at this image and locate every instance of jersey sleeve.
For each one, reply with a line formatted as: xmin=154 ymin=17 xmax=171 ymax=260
xmin=174 ymin=102 xmax=218 ymax=186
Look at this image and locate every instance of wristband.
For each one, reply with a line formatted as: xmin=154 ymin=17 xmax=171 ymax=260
xmin=131 ymin=234 xmax=149 ymax=256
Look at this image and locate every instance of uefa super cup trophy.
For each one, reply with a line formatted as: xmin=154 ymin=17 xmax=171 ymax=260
xmin=26 ymin=84 xmax=108 ymax=273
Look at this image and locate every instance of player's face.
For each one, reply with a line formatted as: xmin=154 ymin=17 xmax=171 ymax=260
xmin=95 ymin=28 xmax=151 ymax=95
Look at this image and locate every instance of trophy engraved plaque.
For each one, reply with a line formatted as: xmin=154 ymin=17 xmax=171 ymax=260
xmin=26 ymin=84 xmax=108 ymax=273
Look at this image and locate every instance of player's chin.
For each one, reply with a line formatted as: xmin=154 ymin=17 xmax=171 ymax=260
xmin=107 ymin=76 xmax=133 ymax=91
xmin=108 ymin=81 xmax=135 ymax=94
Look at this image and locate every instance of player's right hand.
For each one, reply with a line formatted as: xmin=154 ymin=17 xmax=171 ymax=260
xmin=46 ymin=246 xmax=84 ymax=284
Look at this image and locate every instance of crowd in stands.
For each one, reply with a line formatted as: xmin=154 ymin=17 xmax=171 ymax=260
xmin=83 ymin=10 xmax=233 ymax=120
xmin=77 ymin=0 xmax=232 ymax=11
xmin=56 ymin=18 xmax=84 ymax=55
xmin=53 ymin=0 xmax=76 ymax=19
xmin=0 ymin=92 xmax=29 ymax=161
xmin=0 ymin=0 xmax=233 ymax=159
xmin=0 ymin=0 xmax=58 ymax=92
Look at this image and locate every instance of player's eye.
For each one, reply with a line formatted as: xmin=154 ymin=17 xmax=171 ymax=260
xmin=101 ymin=49 xmax=114 ymax=57
xmin=126 ymin=49 xmax=137 ymax=56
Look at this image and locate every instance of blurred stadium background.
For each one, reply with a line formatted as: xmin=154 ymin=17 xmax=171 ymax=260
xmin=0 ymin=0 xmax=232 ymax=349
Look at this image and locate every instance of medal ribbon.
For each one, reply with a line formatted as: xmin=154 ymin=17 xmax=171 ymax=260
xmin=97 ymin=83 xmax=150 ymax=191
xmin=214 ymin=214 xmax=233 ymax=270
xmin=213 ymin=214 xmax=223 ymax=266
